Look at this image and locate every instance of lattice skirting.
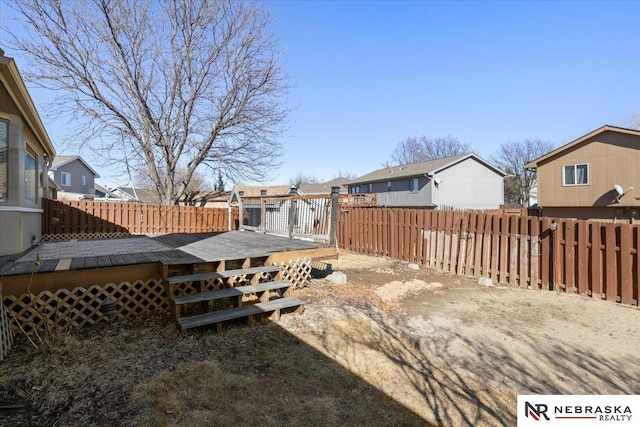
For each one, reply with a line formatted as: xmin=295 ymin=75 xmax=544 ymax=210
xmin=42 ymin=232 xmax=131 ymax=242
xmin=0 ymin=286 xmax=14 ymax=361
xmin=274 ymin=257 xmax=312 ymax=288
xmin=3 ymin=279 xmax=168 ymax=332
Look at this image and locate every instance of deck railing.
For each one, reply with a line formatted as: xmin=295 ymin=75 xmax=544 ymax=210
xmin=238 ymin=189 xmax=340 ymax=244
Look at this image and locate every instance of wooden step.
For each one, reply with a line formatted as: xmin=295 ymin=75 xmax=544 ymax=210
xmin=178 ymin=297 xmax=304 ymax=330
xmin=166 ymin=265 xmax=281 ymax=285
xmin=171 ymin=280 xmax=293 ymax=305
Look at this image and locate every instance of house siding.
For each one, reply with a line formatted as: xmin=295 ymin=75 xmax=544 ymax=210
xmin=536 ymin=130 xmax=640 ymax=208
xmin=433 ymin=157 xmax=504 ymax=209
xmin=52 ymin=161 xmax=96 ymax=196
xmin=376 ymin=176 xmax=433 ymax=207
xmin=0 ymin=103 xmax=50 ymax=255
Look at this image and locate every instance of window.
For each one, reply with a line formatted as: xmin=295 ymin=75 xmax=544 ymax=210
xmin=0 ymin=120 xmax=7 ymax=200
xmin=387 ymin=181 xmax=392 ymax=192
xmin=238 ymin=190 xmax=244 ymax=196
xmin=82 ymin=175 xmax=87 ymax=186
xmin=409 ymin=177 xmax=419 ymax=192
xmin=563 ymin=164 xmax=589 ymax=186
xmin=367 ymin=183 xmax=373 ymax=193
xmin=25 ymin=151 xmax=36 ymax=202
xmin=351 ymin=186 xmax=360 ymax=194
xmin=61 ymin=171 xmax=71 ymax=186
xmin=260 ymin=189 xmax=267 ymax=196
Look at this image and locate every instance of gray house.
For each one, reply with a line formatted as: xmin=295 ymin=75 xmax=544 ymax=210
xmin=348 ymin=153 xmax=505 ymax=209
xmin=48 ymin=156 xmax=100 ymax=199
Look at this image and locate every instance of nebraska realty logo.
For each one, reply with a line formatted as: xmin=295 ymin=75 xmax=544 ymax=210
xmin=517 ymin=395 xmax=640 ymax=426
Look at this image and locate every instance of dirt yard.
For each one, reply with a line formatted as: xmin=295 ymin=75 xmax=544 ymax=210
xmin=2 ymin=252 xmax=639 ymax=426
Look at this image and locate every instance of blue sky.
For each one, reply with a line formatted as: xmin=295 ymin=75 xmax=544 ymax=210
xmin=2 ymin=1 xmax=640 ymax=188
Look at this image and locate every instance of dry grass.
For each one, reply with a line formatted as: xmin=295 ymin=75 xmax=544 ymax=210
xmin=0 ymin=308 xmax=427 ymax=427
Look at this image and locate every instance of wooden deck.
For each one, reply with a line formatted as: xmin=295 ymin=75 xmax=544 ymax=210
xmin=0 ymin=231 xmax=335 ymax=296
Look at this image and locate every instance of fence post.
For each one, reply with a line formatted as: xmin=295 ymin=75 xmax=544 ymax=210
xmin=288 ymin=187 xmax=298 ymax=238
xmin=329 ymin=186 xmax=340 ymax=246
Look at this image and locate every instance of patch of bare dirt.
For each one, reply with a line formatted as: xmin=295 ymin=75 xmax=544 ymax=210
xmin=2 ymin=251 xmax=639 ymax=427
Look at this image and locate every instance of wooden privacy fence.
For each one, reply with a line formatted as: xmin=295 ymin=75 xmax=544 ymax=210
xmin=338 ymin=208 xmax=640 ymax=307
xmin=43 ymin=199 xmax=238 ymax=236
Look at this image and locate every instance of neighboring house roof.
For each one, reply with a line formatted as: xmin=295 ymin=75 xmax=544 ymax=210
xmin=233 ymin=185 xmax=294 ymax=197
xmin=298 ymin=177 xmax=352 ymax=194
xmin=179 ymin=190 xmax=230 ymax=204
xmin=524 ymin=125 xmax=640 ymax=168
xmin=94 ymin=183 xmax=116 ymax=196
xmin=50 ymin=155 xmax=101 ymax=177
xmin=112 ymin=187 xmax=158 ymax=203
xmin=350 ymin=153 xmax=505 ymax=185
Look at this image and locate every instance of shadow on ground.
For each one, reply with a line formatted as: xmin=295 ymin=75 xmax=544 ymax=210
xmin=0 ymin=315 xmax=431 ymax=427
xmin=318 ymin=306 xmax=640 ymax=427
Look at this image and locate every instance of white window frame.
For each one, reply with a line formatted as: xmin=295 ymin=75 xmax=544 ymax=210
xmin=409 ymin=177 xmax=419 ymax=192
xmin=61 ymin=171 xmax=71 ymax=187
xmin=367 ymin=183 xmax=373 ymax=193
xmin=563 ymin=163 xmax=589 ymax=186
xmin=82 ymin=175 xmax=87 ymax=186
xmin=387 ymin=181 xmax=392 ymax=192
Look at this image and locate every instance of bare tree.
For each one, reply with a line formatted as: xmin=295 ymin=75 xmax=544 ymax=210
xmin=8 ymin=0 xmax=289 ymax=204
xmin=621 ymin=111 xmax=640 ymax=130
xmin=289 ymin=173 xmax=320 ymax=188
xmin=390 ymin=136 xmax=471 ymax=165
xmin=134 ymin=166 xmax=209 ymax=203
xmin=491 ymin=139 xmax=556 ymax=207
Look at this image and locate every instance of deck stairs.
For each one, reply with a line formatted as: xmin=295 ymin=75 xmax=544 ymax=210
xmin=164 ymin=256 xmax=304 ymax=332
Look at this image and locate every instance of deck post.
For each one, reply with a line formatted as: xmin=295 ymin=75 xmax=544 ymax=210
xmin=329 ymin=186 xmax=340 ymax=246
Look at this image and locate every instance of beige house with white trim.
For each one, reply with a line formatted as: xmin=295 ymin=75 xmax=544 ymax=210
xmin=0 ymin=49 xmax=57 ymax=256
xmin=525 ymin=125 xmax=640 ymax=222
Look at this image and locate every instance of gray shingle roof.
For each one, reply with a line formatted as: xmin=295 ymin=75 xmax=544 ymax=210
xmin=350 ymin=154 xmax=470 ymax=184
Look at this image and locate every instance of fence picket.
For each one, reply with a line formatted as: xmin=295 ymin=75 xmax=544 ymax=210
xmin=591 ymin=222 xmax=603 ymax=298
xmin=620 ymin=224 xmax=633 ymax=304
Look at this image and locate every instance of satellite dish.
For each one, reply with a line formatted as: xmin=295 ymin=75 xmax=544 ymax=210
xmin=614 ymin=184 xmax=624 ymax=196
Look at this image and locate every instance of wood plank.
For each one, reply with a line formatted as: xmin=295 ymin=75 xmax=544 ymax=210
xmin=442 ymin=211 xmax=453 ymax=271
xmin=552 ymin=219 xmax=563 ymax=291
xmin=498 ymin=215 xmax=508 ymax=284
xmin=465 ymin=213 xmax=477 ymax=276
xmin=84 ymin=256 xmax=99 ymax=269
xmin=591 ymin=222 xmax=603 ymax=298
xmin=620 ymin=224 xmax=633 ymax=305
xmin=529 ymin=218 xmax=540 ymax=289
xmin=97 ymin=256 xmax=112 ymax=268
xmin=508 ymin=216 xmax=518 ymax=286
xmin=178 ymin=297 xmax=304 ymax=329
xmin=481 ymin=214 xmax=492 ymax=277
xmin=517 ymin=216 xmax=528 ymax=287
xmin=166 ymin=265 xmax=281 ymax=285
xmin=635 ymin=226 xmax=640 ymax=306
xmin=473 ymin=213 xmax=484 ymax=277
xmin=173 ymin=280 xmax=292 ymax=305
xmin=490 ymin=215 xmax=500 ymax=281
xmin=564 ymin=219 xmax=576 ymax=293
xmin=604 ymin=223 xmax=617 ymax=301
xmin=576 ymin=220 xmax=588 ymax=295
xmin=37 ymin=259 xmax=60 ymax=273
xmin=456 ymin=213 xmax=469 ymax=275
xmin=70 ymin=258 xmax=85 ymax=270
xmin=540 ymin=217 xmax=551 ymax=290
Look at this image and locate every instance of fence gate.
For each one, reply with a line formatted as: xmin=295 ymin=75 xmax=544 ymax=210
xmin=236 ymin=191 xmax=339 ymax=245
